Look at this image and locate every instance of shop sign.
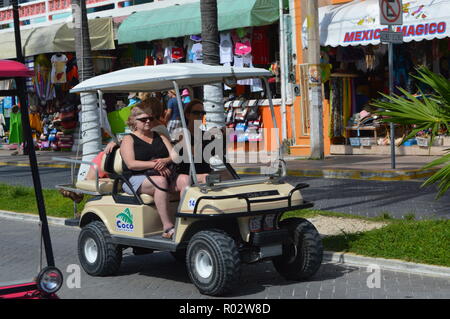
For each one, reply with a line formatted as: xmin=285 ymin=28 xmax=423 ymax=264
xmin=379 ymin=0 xmax=403 ymax=25
xmin=343 ymin=21 xmax=446 ymax=43
xmin=380 ymin=30 xmax=403 ymax=43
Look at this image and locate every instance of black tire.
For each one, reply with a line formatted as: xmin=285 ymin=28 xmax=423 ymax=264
xmin=273 ymin=218 xmax=323 ymax=281
xmin=186 ymin=230 xmax=241 ymax=296
xmin=78 ymin=221 xmax=122 ymax=276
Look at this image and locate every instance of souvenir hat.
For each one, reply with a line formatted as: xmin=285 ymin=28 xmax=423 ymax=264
xmin=190 ymin=35 xmax=202 ymax=42
xmin=235 ymin=40 xmax=252 ymax=56
xmin=182 ymin=89 xmax=190 ymax=97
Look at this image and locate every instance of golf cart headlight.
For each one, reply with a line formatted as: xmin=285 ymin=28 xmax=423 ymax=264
xmin=37 ymin=266 xmax=63 ymax=294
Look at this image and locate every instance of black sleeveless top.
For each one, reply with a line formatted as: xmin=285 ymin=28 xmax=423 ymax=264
xmin=122 ymin=133 xmax=169 ymax=176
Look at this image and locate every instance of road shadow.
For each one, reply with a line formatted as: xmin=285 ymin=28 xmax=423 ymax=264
xmin=117 ymin=251 xmax=357 ymax=298
xmin=288 ymin=177 xmax=450 ymax=218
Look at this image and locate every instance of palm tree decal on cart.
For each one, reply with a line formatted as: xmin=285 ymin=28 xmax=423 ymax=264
xmin=116 ymin=208 xmax=133 ymax=225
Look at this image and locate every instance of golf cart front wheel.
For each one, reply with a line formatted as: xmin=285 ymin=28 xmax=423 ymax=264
xmin=273 ymin=218 xmax=323 ymax=281
xmin=186 ymin=230 xmax=241 ymax=296
xmin=78 ymin=221 xmax=122 ymax=276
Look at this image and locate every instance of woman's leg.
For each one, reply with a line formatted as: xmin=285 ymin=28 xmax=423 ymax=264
xmin=175 ymin=174 xmax=191 ymax=193
xmin=139 ymin=177 xmax=174 ymax=231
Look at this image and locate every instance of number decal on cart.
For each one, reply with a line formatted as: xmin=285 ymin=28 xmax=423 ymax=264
xmin=188 ymin=198 xmax=196 ymax=210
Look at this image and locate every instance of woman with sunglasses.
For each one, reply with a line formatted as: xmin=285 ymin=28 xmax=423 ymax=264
xmin=120 ymin=99 xmax=176 ymax=239
xmin=174 ymin=99 xmax=222 ymax=193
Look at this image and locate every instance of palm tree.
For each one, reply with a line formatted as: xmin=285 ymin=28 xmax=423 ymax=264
xmin=71 ymin=0 xmax=102 ymax=181
xmin=371 ymin=66 xmax=450 ymax=198
xmin=200 ymin=0 xmax=225 ymax=130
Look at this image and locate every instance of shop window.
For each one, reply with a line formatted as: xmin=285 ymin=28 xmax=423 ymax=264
xmin=87 ymin=3 xmax=115 ymax=14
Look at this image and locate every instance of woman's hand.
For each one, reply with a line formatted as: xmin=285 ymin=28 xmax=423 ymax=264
xmin=153 ymin=158 xmax=171 ymax=170
xmin=156 ymin=167 xmax=171 ymax=178
xmin=104 ymin=141 xmax=117 ymax=154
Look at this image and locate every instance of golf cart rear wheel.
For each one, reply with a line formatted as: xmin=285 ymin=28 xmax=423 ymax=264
xmin=78 ymin=221 xmax=122 ymax=276
xmin=186 ymin=230 xmax=241 ymax=296
xmin=273 ymin=218 xmax=323 ymax=281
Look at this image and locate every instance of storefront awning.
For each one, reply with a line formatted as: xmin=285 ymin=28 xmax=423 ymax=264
xmin=0 ymin=17 xmax=115 ymax=59
xmin=118 ymin=0 xmax=279 ymax=44
xmin=303 ymin=0 xmax=450 ymax=47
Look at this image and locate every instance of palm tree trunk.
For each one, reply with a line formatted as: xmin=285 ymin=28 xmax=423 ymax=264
xmin=71 ymin=0 xmax=102 ymax=181
xmin=200 ymin=0 xmax=224 ymax=129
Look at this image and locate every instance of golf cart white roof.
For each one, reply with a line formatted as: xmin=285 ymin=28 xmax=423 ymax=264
xmin=70 ymin=63 xmax=272 ymax=93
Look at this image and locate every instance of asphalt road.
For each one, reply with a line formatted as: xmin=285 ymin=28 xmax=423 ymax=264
xmin=1 ymin=165 xmax=449 ymax=219
xmin=0 ymin=218 xmax=448 ymax=300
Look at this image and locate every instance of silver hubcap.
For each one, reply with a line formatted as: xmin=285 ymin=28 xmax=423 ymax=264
xmin=84 ymin=238 xmax=98 ymax=264
xmin=195 ymin=249 xmax=213 ymax=279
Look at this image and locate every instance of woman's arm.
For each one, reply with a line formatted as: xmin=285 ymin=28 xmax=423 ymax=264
xmin=153 ymin=134 xmax=176 ymax=170
xmin=120 ymin=135 xmax=156 ymax=171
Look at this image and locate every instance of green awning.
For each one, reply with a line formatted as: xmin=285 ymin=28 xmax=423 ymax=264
xmin=118 ymin=0 xmax=279 ymax=45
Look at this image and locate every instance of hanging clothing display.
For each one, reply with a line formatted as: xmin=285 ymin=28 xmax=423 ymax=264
xmin=330 ymin=77 xmax=343 ymax=139
xmin=329 ymin=76 xmax=356 ymax=139
xmin=51 ymin=53 xmax=68 ymax=84
xmin=0 ymin=113 xmax=5 ymax=138
xmin=8 ymin=107 xmax=23 ymax=144
xmin=35 ymin=54 xmax=55 ymax=103
xmin=189 ymin=42 xmax=203 ymax=63
xmin=234 ymin=55 xmax=253 ymax=86
xmin=29 ymin=112 xmax=43 ymax=133
xmin=220 ymin=31 xmax=233 ymax=64
xmin=251 ymin=26 xmax=270 ymax=65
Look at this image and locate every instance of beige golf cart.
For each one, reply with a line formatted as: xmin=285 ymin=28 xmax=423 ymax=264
xmin=55 ymin=64 xmax=323 ymax=296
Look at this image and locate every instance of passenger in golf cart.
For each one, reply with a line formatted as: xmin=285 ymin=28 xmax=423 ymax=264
xmin=120 ymin=103 xmax=177 ymax=239
xmin=59 ymin=97 xmax=170 ymax=203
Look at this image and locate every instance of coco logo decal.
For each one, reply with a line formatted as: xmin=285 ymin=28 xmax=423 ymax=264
xmin=115 ymin=208 xmax=134 ymax=232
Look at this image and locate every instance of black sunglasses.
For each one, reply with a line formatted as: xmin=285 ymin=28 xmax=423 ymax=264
xmin=136 ymin=116 xmax=155 ymax=123
xmin=190 ymin=110 xmax=206 ymax=116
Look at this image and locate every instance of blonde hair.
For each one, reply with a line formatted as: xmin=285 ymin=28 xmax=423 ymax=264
xmin=127 ymin=97 xmax=163 ymax=131
xmin=138 ymin=92 xmax=151 ymax=102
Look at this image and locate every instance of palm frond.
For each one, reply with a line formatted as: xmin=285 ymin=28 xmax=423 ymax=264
xmin=371 ymin=67 xmax=450 ymax=197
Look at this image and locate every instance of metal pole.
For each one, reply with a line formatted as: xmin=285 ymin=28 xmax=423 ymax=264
xmin=12 ymin=0 xmax=55 ymax=267
xmin=172 ymin=81 xmax=198 ymax=185
xmin=388 ymin=25 xmax=396 ymax=169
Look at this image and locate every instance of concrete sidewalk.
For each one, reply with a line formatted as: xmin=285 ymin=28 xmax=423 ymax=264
xmin=234 ymin=154 xmax=442 ymax=181
xmin=0 ymin=148 xmax=442 ymax=181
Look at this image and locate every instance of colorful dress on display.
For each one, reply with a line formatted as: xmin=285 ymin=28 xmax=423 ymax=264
xmin=9 ymin=110 xmax=23 ymax=144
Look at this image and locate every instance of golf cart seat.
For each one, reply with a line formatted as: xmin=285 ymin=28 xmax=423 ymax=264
xmin=75 ymin=178 xmax=114 ymax=193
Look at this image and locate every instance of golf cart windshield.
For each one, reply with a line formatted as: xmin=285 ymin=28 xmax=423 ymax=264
xmin=70 ymin=63 xmax=285 ymax=189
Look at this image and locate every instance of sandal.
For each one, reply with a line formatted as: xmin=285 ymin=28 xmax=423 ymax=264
xmin=162 ymin=227 xmax=175 ymax=239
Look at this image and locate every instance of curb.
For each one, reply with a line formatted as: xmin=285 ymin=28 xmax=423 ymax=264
xmin=323 ymin=251 xmax=450 ymax=279
xmin=0 ymin=161 xmax=74 ymax=169
xmin=234 ymin=167 xmax=437 ymax=181
xmin=1 ymin=210 xmax=449 ymax=279
xmin=0 ymin=210 xmax=67 ymax=226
